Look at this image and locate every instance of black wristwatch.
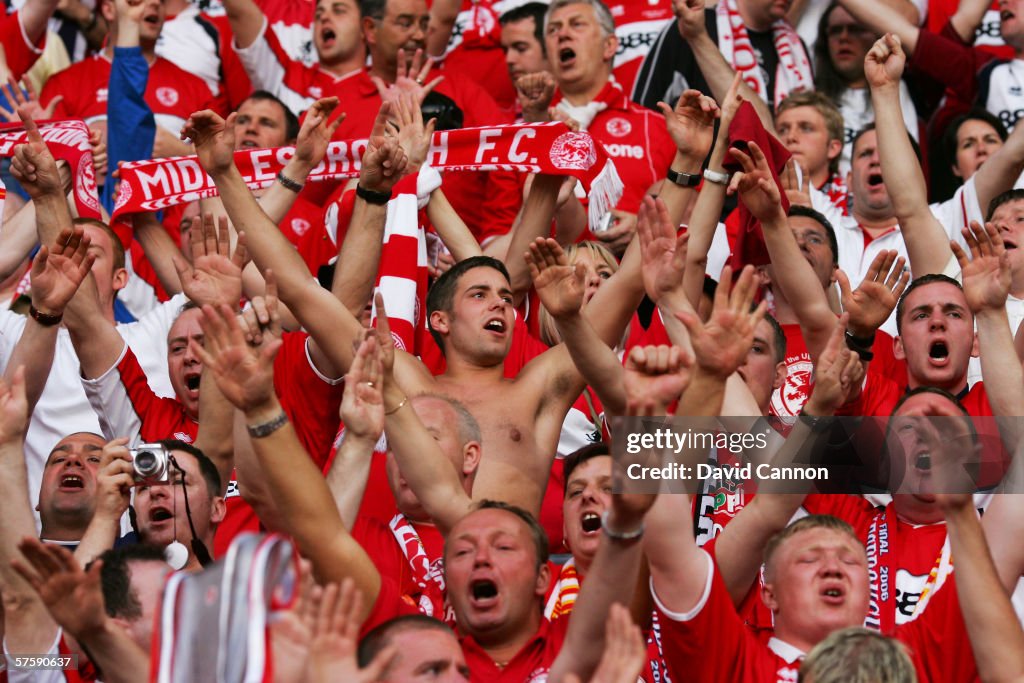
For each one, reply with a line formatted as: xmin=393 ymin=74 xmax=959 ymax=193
xmin=666 ymin=168 xmax=702 ymax=187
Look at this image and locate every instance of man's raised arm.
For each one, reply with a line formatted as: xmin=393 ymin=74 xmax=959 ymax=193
xmin=869 ymin=34 xmax=953 ymax=277
xmin=184 ymin=104 xmax=410 ymax=380
xmin=193 ymin=300 xmax=382 ymax=618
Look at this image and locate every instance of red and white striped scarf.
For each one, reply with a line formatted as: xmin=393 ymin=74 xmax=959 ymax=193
xmin=0 ymin=119 xmax=101 ymax=219
xmin=112 ymin=122 xmax=622 ymax=233
xmin=543 ymin=556 xmax=580 ymax=620
xmin=715 ymin=0 xmax=813 ymax=109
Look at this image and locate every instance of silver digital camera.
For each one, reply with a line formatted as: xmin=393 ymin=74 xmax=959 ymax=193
xmin=130 ymin=443 xmax=171 ymax=484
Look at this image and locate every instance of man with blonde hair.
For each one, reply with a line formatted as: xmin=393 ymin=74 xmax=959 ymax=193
xmin=799 ymin=628 xmax=917 ymax=683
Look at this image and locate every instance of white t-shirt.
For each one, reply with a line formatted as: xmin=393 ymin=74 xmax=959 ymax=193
xmin=0 ymin=294 xmax=187 ymax=527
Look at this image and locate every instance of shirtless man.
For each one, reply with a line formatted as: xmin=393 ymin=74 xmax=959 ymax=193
xmin=181 ymin=101 xmax=689 ymax=515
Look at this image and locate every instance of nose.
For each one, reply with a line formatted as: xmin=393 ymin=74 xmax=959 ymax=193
xmin=928 ymin=309 xmax=947 ymax=329
xmin=473 ymin=545 xmax=493 ymax=566
xmin=62 ymin=452 xmax=84 ymax=469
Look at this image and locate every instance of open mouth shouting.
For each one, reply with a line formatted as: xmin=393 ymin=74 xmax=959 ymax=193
xmin=559 ymin=47 xmax=577 ymax=69
xmin=484 ymin=318 xmax=507 ymax=336
xmin=580 ymin=511 xmax=601 ymax=536
xmin=320 ymin=26 xmax=337 ymax=48
xmin=820 ymin=582 xmax=846 ymax=606
xmin=59 ymin=473 xmax=85 ymax=491
xmin=469 ymin=578 xmax=500 ymax=608
xmin=928 ymin=340 xmax=950 ymax=366
xmin=184 ymin=372 xmax=201 ymax=395
xmin=149 ymin=506 xmax=175 ymax=524
xmin=866 ymin=172 xmax=884 ymax=190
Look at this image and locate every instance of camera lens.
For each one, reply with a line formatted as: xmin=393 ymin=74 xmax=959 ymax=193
xmin=135 ymin=451 xmax=159 ymax=476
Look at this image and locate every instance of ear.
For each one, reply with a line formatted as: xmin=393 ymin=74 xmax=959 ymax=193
xmin=772 ymin=361 xmax=787 ymax=391
xmin=429 ymin=310 xmax=450 ymax=337
xmin=761 ymin=580 xmax=780 ymax=613
xmin=363 ymin=16 xmax=378 ymax=45
xmin=99 ymin=0 xmax=116 ymax=24
xmin=845 ymin=169 xmax=853 ymax=188
xmin=112 ymin=266 xmax=129 ymax=293
xmin=211 ymin=496 xmax=227 ymax=525
xmin=970 ymin=330 xmax=980 ymax=358
xmin=461 ymin=441 xmax=482 ymax=477
xmin=534 ymin=560 xmax=552 ymax=598
xmin=951 ymin=161 xmax=964 ymax=180
xmin=894 ymin=334 xmax=905 ymax=361
xmin=602 ymin=34 xmax=618 ymax=63
xmin=826 ymin=138 xmax=843 ymax=162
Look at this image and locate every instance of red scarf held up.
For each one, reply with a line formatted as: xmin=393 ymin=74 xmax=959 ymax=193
xmin=112 ymin=122 xmax=623 ymax=233
xmin=723 ymin=101 xmax=791 ymax=270
xmin=0 ymin=119 xmax=101 ymax=219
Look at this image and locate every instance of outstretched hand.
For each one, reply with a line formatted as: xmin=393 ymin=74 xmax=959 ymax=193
xmin=836 ymin=250 xmax=909 ymax=338
xmin=307 ymin=579 xmax=398 ymax=683
xmin=181 ymin=110 xmax=237 ymax=177
xmin=295 ymin=97 xmax=345 ymax=170
xmin=370 ymin=48 xmax=444 ymax=107
xmin=385 ymin=93 xmax=436 ymax=173
xmin=0 ymin=78 xmax=61 ymax=122
xmin=727 ymin=141 xmax=784 ymax=224
xmin=953 ymin=220 xmax=1011 ymax=314
xmin=173 ymin=214 xmax=248 ymax=309
xmin=805 ymin=314 xmax=863 ymax=415
xmin=341 ymin=331 xmax=385 ymax=442
xmin=11 ymin=538 xmax=109 ymax=639
xmin=526 ymin=237 xmax=586 ymax=319
xmin=675 ymin=265 xmax=767 ymax=379
xmin=30 ymin=226 xmax=96 ymax=317
xmin=360 ymin=102 xmax=409 ymax=194
xmin=637 ymin=195 xmax=689 ymax=304
xmin=192 ymin=289 xmax=283 ymax=414
xmin=658 ymin=89 xmax=719 ymax=160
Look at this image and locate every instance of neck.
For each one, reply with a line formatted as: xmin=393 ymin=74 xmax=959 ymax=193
xmin=737 ymin=2 xmax=772 ymax=31
xmin=771 ymin=626 xmax=816 ymax=657
xmin=572 ymin=553 xmax=591 ymax=577
xmin=892 ymin=496 xmax=945 ymax=525
xmin=164 ymin=0 xmax=188 ymax=14
xmin=105 ymin=42 xmax=157 ymax=60
xmin=560 ymin=76 xmax=611 ymax=107
xmin=810 ymin=167 xmax=832 ymax=189
xmin=907 ymin=374 xmax=967 ymax=396
xmin=473 ymin=609 xmax=542 ymax=667
xmin=441 ymin=353 xmax=507 ymax=382
xmin=852 ymin=211 xmax=898 ymax=236
xmin=39 ymin=519 xmax=90 ymax=542
xmin=321 ymin=50 xmax=365 ymax=78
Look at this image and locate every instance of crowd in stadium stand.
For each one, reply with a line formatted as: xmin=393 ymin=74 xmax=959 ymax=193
xmin=4 ymin=0 xmax=1024 ymax=680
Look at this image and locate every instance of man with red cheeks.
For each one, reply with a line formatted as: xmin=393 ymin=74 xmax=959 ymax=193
xmin=35 ymin=433 xmax=108 ymax=544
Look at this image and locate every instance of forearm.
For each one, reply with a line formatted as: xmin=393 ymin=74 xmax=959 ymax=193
xmin=17 ymin=0 xmax=60 ymax=43
xmin=245 ymin=398 xmax=381 ymax=614
xmin=32 ymin=192 xmax=73 ymax=248
xmin=552 ymin=312 xmax=626 ymax=415
xmin=131 ymin=214 xmax=183 ymax=295
xmin=689 ymin=33 xmax=774 ymax=128
xmin=585 ymin=238 xmax=644 ymax=347
xmin=950 ymin=0 xmax=992 ymax=43
xmin=0 ymin=201 xmax=40 ymax=281
xmin=502 ymin=175 xmax=560 ymax=300
xmin=681 ymin=143 xmax=729 ymax=309
xmin=0 ymin=441 xmax=56 ymax=653
xmin=659 ymin=151 xmax=705 ymax=233
xmin=760 ymin=213 xmax=834 ymax=359
xmin=973 ymin=127 xmax=1024 ymax=218
xmin=947 ymin=504 xmax=1024 ymax=683
xmin=837 ymin=0 xmax=920 ymax=53
xmin=72 ymin=512 xmax=121 ymax=566
xmin=331 ymin=196 xmax=388 ymax=316
xmin=425 ymin=189 xmax=483 ymax=262
xmin=383 ymin=385 xmax=472 ymax=534
xmin=325 ymin=432 xmax=376 ymax=532
xmin=977 ymin=309 xmax=1024 ymax=416
xmin=77 ymin=619 xmax=151 ymax=683
xmin=715 ymin=493 xmax=805 ymax=605
xmin=65 ymin=282 xmax=127 ymax=379
xmin=872 ymin=85 xmax=951 ymax=274
xmin=258 ymin=155 xmax=313 ymax=224
xmin=194 ymin=371 xmax=235 ymax=495
xmin=549 ymin=525 xmax=645 ymax=681
xmin=425 ymin=0 xmax=460 ymax=56
xmin=221 ymin=0 xmax=266 ymax=49
xmin=6 ymin=319 xmax=58 ymax=416
xmin=210 ymin=165 xmax=361 ymax=371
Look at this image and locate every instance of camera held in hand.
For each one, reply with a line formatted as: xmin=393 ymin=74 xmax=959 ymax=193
xmin=131 ymin=443 xmax=170 ymax=484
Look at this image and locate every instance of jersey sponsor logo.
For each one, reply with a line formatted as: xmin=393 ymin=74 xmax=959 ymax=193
xmin=610 ymin=4 xmax=625 ymax=16
xmin=615 ymin=19 xmax=668 ymax=65
xmin=174 ymin=431 xmax=194 ymax=443
xmin=549 ymin=131 xmax=598 ymax=170
xmin=290 ymin=217 xmax=311 ymax=237
xmin=97 ymin=87 xmax=109 ymax=103
xmin=605 ymin=116 xmax=632 ymax=137
xmin=309 ymin=86 xmax=322 ymax=98
xmin=603 ymin=143 xmax=645 ymax=159
xmin=156 ymin=87 xmax=180 ymax=107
